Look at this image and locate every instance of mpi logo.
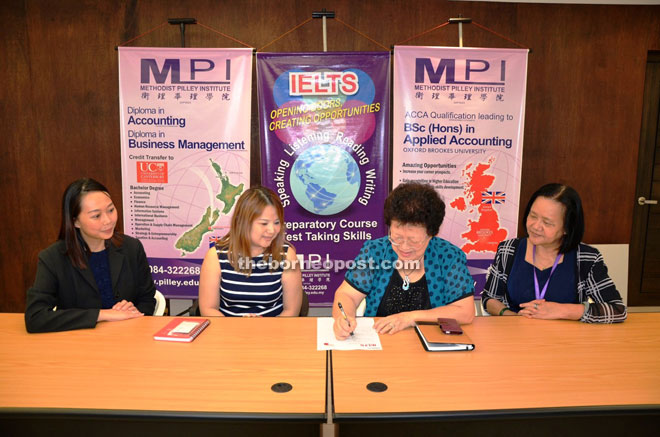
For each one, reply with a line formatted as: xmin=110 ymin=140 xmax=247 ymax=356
xmin=415 ymin=58 xmax=506 ymax=85
xmin=289 ymin=71 xmax=358 ymax=96
xmin=137 ymin=161 xmax=167 ymax=183
xmin=140 ymin=58 xmax=231 ymax=84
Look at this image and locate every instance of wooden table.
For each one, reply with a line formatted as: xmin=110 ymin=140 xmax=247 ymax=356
xmin=3 ymin=312 xmax=659 ymax=436
xmin=331 ymin=313 xmax=660 ymax=435
xmin=0 ymin=313 xmax=326 ymax=436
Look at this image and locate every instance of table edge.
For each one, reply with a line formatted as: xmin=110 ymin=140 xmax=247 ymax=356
xmin=0 ymin=407 xmax=326 ymax=422
xmin=332 ymin=404 xmax=660 ymax=422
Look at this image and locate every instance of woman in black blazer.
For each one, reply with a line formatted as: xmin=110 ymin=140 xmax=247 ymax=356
xmin=25 ymin=178 xmax=156 ymax=332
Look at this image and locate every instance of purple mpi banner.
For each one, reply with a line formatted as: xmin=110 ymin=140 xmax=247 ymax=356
xmin=393 ymin=46 xmax=528 ymax=295
xmin=257 ymin=52 xmax=390 ymax=306
xmin=119 ymin=47 xmax=253 ymax=298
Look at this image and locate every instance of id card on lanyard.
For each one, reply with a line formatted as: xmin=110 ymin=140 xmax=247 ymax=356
xmin=533 ymin=245 xmax=562 ymax=300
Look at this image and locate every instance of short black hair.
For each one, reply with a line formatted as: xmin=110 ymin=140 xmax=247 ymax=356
xmin=383 ymin=182 xmax=445 ymax=236
xmin=523 ymin=183 xmax=584 ymax=253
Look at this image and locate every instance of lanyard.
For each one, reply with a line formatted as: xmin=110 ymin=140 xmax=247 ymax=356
xmin=532 ymin=245 xmax=562 ymax=300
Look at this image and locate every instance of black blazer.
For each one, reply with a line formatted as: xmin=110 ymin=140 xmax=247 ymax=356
xmin=25 ymin=235 xmax=156 ymax=333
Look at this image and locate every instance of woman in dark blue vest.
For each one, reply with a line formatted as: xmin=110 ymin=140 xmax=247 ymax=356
xmin=25 ymin=178 xmax=156 ymax=333
xmin=482 ymin=183 xmax=626 ymax=323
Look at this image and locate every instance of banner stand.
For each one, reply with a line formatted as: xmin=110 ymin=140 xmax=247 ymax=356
xmin=312 ymin=9 xmax=335 ymax=52
xmin=448 ymin=16 xmax=472 ymax=48
xmin=258 ymin=13 xmax=389 ymax=52
xmin=116 ymin=20 xmax=252 ymax=50
xmin=395 ymin=18 xmax=530 ymax=51
xmin=167 ymin=18 xmax=197 ymax=48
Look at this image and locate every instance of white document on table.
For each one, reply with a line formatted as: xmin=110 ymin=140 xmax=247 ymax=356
xmin=316 ymin=317 xmax=382 ymax=350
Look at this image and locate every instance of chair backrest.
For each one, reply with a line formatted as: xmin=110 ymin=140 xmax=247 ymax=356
xmin=355 ymin=298 xmax=366 ymax=317
xmin=153 ymin=290 xmax=167 ymax=316
xmin=476 ymin=299 xmax=489 ymax=316
xmin=299 ymin=291 xmax=309 ymax=317
xmin=472 ymin=281 xmax=487 ymax=316
xmin=186 ymin=300 xmax=201 ymax=317
xmin=589 ymin=244 xmax=629 ymax=305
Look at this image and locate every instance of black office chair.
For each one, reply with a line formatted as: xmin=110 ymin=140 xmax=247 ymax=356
xmin=183 ymin=291 xmax=309 ymax=317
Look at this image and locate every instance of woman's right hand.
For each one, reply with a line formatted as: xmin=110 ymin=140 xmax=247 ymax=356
xmin=97 ymin=309 xmax=144 ymax=322
xmin=331 ymin=281 xmax=364 ymax=340
xmin=333 ymin=314 xmax=356 ymax=340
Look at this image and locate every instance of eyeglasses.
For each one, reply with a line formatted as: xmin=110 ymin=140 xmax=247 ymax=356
xmin=388 ymin=232 xmax=430 ymax=250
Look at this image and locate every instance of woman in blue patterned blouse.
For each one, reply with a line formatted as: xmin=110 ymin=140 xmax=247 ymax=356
xmin=332 ymin=182 xmax=475 ymax=339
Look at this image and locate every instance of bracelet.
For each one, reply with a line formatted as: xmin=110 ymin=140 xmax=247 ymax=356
xmin=499 ymin=307 xmax=511 ymax=316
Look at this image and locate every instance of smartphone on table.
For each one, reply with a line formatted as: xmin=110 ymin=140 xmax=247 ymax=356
xmin=437 ymin=318 xmax=463 ymax=335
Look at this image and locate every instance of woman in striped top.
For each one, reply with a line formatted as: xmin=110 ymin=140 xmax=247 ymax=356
xmin=198 ymin=187 xmax=302 ymax=317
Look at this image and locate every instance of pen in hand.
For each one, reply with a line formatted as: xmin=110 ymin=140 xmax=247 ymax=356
xmin=338 ymin=302 xmax=354 ymax=337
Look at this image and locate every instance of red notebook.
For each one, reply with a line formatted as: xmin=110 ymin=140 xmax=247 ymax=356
xmin=153 ymin=318 xmax=210 ymax=342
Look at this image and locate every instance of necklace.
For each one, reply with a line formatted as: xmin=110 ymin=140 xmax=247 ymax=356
xmin=401 ymin=256 xmax=424 ymax=291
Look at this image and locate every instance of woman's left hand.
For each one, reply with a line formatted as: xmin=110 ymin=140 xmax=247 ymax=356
xmin=112 ymin=300 xmax=139 ymax=312
xmin=374 ymin=312 xmax=415 ymax=334
xmin=519 ymin=299 xmax=561 ymax=319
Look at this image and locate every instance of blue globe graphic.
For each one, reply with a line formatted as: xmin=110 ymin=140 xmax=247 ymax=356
xmin=290 ymin=144 xmax=361 ymax=215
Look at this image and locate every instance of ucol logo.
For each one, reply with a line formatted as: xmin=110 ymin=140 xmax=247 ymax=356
xmin=289 ymin=71 xmax=359 ymax=96
xmin=415 ymin=58 xmax=506 ymax=85
xmin=140 ymin=58 xmax=231 ymax=84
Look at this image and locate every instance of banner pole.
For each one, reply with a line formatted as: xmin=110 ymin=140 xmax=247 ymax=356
xmin=168 ymin=18 xmax=197 ymax=48
xmin=458 ymin=22 xmax=463 ymax=47
xmin=449 ymin=16 xmax=472 ymax=48
xmin=312 ymin=9 xmax=335 ymax=52
xmin=323 ymin=16 xmax=328 ymax=52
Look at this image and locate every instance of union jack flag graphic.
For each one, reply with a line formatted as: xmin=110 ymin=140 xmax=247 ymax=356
xmin=481 ymin=191 xmax=506 ymax=204
xmin=208 ymin=235 xmax=223 ymax=247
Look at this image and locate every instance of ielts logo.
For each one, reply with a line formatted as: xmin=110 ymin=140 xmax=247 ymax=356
xmin=289 ymin=71 xmax=359 ymax=96
xmin=137 ymin=161 xmax=168 ymax=183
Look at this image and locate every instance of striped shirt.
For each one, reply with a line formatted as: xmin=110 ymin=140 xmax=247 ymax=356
xmin=216 ymin=245 xmax=288 ymax=317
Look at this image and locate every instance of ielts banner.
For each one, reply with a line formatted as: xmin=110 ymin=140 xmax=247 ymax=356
xmin=393 ymin=46 xmax=528 ymax=294
xmin=118 ymin=47 xmax=252 ymax=298
xmin=257 ymin=52 xmax=390 ymax=306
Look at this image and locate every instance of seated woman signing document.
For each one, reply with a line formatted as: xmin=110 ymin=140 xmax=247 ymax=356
xmin=332 ymin=182 xmax=475 ymax=340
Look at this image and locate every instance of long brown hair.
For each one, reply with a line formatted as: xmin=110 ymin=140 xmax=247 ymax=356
xmin=59 ymin=178 xmax=123 ymax=269
xmin=217 ymin=186 xmax=286 ymax=274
